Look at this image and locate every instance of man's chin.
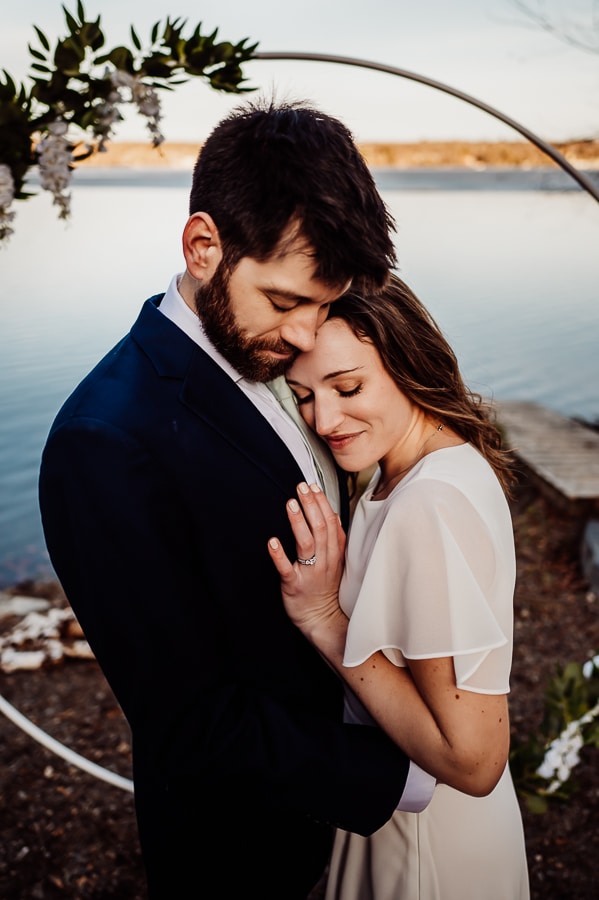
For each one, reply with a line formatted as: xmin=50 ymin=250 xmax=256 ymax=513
xmin=246 ymin=357 xmax=291 ymax=382
xmin=243 ymin=348 xmax=297 ymax=382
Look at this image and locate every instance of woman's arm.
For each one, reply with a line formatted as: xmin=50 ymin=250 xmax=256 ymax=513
xmin=268 ymin=482 xmax=510 ymax=797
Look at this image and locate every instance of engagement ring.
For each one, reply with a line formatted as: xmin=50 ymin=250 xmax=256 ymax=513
xmin=297 ymin=555 xmax=317 ymax=566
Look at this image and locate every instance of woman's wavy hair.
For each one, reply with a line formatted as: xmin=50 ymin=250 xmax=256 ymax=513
xmin=327 ymin=274 xmax=516 ymax=495
xmin=189 ymin=97 xmax=396 ymax=291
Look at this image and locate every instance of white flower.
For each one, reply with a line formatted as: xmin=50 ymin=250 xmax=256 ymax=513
xmin=110 ymin=69 xmax=164 ymax=148
xmin=36 ymin=117 xmax=73 ymax=220
xmin=0 ymin=164 xmax=15 ymax=207
xmin=48 ymin=118 xmax=68 ymax=137
xmin=93 ymin=95 xmax=124 ymax=150
xmin=536 ymin=701 xmax=599 ymax=792
xmin=111 ymin=69 xmax=136 ymax=90
xmin=582 ymin=654 xmax=599 ymax=679
xmin=0 ymin=164 xmax=17 ymax=242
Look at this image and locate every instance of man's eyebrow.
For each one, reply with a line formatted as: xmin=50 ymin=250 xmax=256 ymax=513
xmin=264 ymin=287 xmax=313 ymax=303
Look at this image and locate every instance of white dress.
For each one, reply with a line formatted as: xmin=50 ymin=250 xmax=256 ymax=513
xmin=325 ymin=443 xmax=530 ymax=900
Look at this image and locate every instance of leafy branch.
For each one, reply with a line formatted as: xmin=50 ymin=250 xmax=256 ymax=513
xmin=0 ymin=2 xmax=258 ymax=240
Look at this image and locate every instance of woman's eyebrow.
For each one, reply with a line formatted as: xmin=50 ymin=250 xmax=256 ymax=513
xmin=287 ymin=366 xmax=363 ymax=387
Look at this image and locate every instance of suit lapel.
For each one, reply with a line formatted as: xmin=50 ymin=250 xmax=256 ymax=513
xmin=180 ymin=350 xmax=305 ymax=494
xmin=131 ymin=297 xmax=305 ymax=494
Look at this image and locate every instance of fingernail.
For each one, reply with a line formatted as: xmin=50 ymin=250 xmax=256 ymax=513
xmin=269 ymin=538 xmax=279 ymax=550
xmin=289 ymin=499 xmax=300 ymax=512
xmin=310 ymin=483 xmax=321 ymax=493
xmin=298 ymin=482 xmax=310 ymax=494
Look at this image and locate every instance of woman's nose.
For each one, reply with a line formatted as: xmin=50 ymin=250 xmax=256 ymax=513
xmin=313 ymin=396 xmax=344 ymax=436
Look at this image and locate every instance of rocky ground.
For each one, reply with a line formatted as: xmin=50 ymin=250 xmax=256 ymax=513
xmin=0 ymin=470 xmax=598 ymax=899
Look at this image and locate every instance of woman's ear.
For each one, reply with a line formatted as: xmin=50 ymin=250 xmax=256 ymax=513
xmin=182 ymin=212 xmax=223 ymax=281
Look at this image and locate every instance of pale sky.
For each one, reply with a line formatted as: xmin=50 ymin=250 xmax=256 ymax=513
xmin=3 ymin=0 xmax=598 ymax=144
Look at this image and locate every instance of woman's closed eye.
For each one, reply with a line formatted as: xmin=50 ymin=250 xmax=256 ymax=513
xmin=338 ymin=383 xmax=363 ymax=399
xmin=293 ymin=383 xmax=363 ymax=405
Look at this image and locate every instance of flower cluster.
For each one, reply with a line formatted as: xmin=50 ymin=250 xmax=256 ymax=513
xmin=0 ymin=165 xmax=17 ymax=241
xmin=536 ymin=699 xmax=599 ymax=793
xmin=110 ymin=71 xmax=164 ymax=148
xmin=0 ymin=2 xmax=258 ymax=243
xmin=36 ymin=117 xmax=73 ymax=219
xmin=511 ymin=651 xmax=599 ymax=812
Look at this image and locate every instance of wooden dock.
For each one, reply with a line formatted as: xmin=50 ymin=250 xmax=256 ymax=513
xmin=494 ymin=400 xmax=599 ymax=506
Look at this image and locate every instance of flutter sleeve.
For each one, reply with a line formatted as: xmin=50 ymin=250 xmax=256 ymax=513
xmin=341 ymin=476 xmax=515 ymax=694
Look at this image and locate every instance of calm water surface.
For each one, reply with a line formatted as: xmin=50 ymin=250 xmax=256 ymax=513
xmin=1 ymin=169 xmax=598 ymax=585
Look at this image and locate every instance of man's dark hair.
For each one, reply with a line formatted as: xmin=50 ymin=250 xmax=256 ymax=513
xmin=189 ymin=97 xmax=397 ymax=290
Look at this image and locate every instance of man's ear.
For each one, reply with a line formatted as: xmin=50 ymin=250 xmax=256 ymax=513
xmin=182 ymin=212 xmax=223 ymax=281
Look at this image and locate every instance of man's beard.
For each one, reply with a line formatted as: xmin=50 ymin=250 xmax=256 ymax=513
xmin=194 ymin=263 xmax=299 ymax=382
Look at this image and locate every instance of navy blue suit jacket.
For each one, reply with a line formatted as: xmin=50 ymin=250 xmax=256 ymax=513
xmin=39 ymin=296 xmax=411 ymax=898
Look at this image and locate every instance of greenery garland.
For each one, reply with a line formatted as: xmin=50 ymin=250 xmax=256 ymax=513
xmin=0 ymin=1 xmax=257 ymax=241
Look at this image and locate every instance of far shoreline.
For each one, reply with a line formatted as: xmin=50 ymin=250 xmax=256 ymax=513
xmin=74 ymin=139 xmax=599 ymax=171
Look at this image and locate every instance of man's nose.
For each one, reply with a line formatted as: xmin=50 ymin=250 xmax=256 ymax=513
xmin=279 ymin=307 xmax=321 ymax=352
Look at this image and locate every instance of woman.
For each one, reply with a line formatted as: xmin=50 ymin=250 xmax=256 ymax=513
xmin=267 ymin=274 xmax=529 ymax=899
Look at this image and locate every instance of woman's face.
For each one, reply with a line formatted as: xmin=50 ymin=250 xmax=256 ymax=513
xmin=286 ymin=317 xmax=418 ymax=473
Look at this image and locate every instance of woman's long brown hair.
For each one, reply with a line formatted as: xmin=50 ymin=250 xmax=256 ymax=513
xmin=327 ymin=273 xmax=516 ymax=496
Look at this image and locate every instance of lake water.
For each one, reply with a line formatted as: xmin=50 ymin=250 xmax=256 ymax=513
xmin=1 ymin=167 xmax=598 ymax=587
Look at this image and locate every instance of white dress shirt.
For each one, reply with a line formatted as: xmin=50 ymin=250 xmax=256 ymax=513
xmin=158 ymin=274 xmax=322 ymax=488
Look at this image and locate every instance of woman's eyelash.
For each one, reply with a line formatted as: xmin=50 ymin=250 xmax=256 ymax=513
xmin=339 ymin=384 xmax=363 ymax=398
xmin=294 ymin=384 xmax=363 ymax=405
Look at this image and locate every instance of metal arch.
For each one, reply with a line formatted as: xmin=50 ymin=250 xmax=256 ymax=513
xmin=253 ymin=51 xmax=599 ymax=204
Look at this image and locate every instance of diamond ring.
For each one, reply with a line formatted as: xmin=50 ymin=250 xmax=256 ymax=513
xmin=297 ymin=555 xmax=317 ymax=566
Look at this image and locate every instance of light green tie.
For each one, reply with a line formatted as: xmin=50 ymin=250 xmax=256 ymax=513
xmin=267 ymin=376 xmax=340 ymax=514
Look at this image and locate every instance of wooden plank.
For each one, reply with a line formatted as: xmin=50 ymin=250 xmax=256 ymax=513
xmin=494 ymin=400 xmax=599 ymax=501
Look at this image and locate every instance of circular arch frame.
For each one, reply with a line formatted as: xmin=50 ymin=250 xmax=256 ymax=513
xmin=253 ymin=51 xmax=599 ymax=204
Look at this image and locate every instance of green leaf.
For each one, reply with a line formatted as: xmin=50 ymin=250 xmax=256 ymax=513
xmin=151 ymin=22 xmax=160 ymax=44
xmin=237 ymin=39 xmax=260 ymax=56
xmin=1 ymin=70 xmax=17 ymax=96
xmin=63 ymin=6 xmax=80 ymax=35
xmin=28 ymin=46 xmax=48 ymax=63
xmin=77 ymin=0 xmax=86 ymax=23
xmin=525 ymin=793 xmax=549 ymax=814
xmin=143 ymin=59 xmax=174 ymax=79
xmin=100 ymin=46 xmax=135 ymax=73
xmin=80 ymin=22 xmax=104 ymax=50
xmin=130 ymin=26 xmax=142 ymax=52
xmin=33 ymin=26 xmax=51 ymax=53
xmin=169 ymin=17 xmax=186 ymax=31
xmin=54 ymin=41 xmax=84 ymax=73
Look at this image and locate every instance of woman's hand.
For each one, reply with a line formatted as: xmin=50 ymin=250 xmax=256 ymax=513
xmin=268 ymin=482 xmax=348 ymax=644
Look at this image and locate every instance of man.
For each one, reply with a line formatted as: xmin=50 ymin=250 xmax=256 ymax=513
xmin=39 ymin=99 xmax=433 ymax=899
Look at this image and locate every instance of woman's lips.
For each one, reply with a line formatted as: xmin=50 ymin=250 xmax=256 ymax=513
xmin=324 ymin=433 xmax=362 ymax=452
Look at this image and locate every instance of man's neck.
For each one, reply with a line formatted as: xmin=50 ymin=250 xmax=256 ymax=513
xmin=177 ymin=270 xmax=199 ymax=313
